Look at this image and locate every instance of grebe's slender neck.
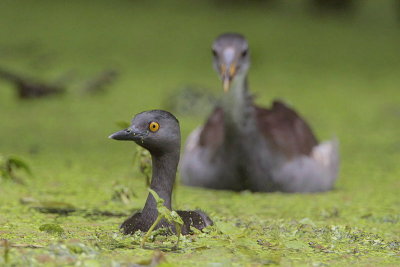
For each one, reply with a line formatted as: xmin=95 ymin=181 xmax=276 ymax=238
xmin=141 ymin=150 xmax=180 ymax=218
xmin=222 ymin=73 xmax=252 ymax=127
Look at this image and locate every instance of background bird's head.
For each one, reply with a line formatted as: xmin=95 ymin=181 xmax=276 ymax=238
xmin=212 ymin=33 xmax=250 ymax=92
xmin=109 ymin=110 xmax=180 ymax=155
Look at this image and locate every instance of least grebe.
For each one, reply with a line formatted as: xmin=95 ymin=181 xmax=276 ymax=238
xmin=110 ymin=110 xmax=212 ymax=234
xmin=180 ymin=33 xmax=339 ymax=192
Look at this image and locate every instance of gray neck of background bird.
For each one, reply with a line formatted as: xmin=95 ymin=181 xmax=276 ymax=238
xmin=223 ymin=73 xmax=251 ymax=127
xmin=142 ymin=150 xmax=179 ymax=218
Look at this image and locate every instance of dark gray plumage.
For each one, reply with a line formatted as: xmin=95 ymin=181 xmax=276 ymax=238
xmin=109 ymin=110 xmax=212 ymax=235
xmin=180 ymin=33 xmax=339 ymax=193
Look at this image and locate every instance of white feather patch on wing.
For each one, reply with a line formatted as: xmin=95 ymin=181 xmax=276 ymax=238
xmin=311 ymin=139 xmax=339 ymax=169
xmin=184 ymin=127 xmax=203 ymax=152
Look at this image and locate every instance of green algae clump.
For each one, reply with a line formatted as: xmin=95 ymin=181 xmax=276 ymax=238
xmin=39 ymin=224 xmax=65 ymax=236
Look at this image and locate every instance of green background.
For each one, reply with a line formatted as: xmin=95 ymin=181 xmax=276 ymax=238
xmin=0 ymin=0 xmax=399 ymax=266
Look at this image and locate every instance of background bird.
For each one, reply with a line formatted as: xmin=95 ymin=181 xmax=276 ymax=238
xmin=109 ymin=110 xmax=212 ymax=234
xmin=180 ymin=33 xmax=339 ymax=193
xmin=0 ymin=66 xmax=65 ymax=99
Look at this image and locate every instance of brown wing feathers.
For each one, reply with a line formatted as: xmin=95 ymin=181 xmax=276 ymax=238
xmin=199 ymin=107 xmax=225 ymax=148
xmin=255 ymin=101 xmax=318 ymax=158
xmin=198 ymin=100 xmax=318 ymax=159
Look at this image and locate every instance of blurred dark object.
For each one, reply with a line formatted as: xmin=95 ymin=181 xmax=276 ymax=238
xmin=163 ymin=85 xmax=216 ymax=116
xmin=81 ymin=69 xmax=118 ymax=94
xmin=0 ymin=66 xmax=65 ymax=99
xmin=212 ymin=0 xmax=277 ymax=8
xmin=310 ymin=0 xmax=356 ymax=13
xmin=24 ymin=199 xmax=128 ymax=217
xmin=31 ymin=201 xmax=76 ymax=215
xmin=398 ymin=0 xmax=400 ymax=22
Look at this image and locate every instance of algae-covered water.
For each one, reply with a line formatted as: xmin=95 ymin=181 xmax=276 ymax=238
xmin=0 ymin=0 xmax=399 ymax=266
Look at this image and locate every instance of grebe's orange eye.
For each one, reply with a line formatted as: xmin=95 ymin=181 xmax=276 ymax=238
xmin=149 ymin=122 xmax=160 ymax=132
